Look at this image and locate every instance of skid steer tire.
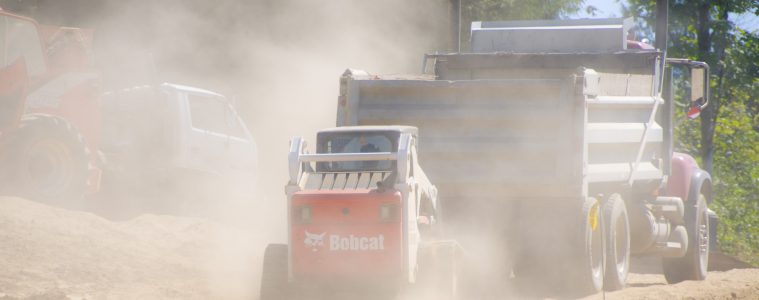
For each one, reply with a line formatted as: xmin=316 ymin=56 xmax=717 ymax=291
xmin=416 ymin=241 xmax=459 ymax=300
xmin=0 ymin=114 xmax=88 ymax=205
xmin=513 ymin=245 xmax=550 ymax=293
xmin=567 ymin=196 xmax=605 ymax=296
xmin=602 ymin=194 xmax=630 ymax=291
xmin=260 ymin=244 xmax=290 ymax=300
xmin=434 ymin=242 xmax=459 ymax=300
xmin=663 ymin=194 xmax=709 ymax=283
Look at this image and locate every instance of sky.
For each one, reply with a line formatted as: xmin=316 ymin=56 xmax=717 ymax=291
xmin=573 ymin=0 xmax=759 ymax=33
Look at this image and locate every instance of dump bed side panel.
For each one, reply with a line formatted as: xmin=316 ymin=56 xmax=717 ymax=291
xmin=339 ymin=78 xmax=583 ymax=203
xmin=432 ymin=53 xmax=665 ymax=190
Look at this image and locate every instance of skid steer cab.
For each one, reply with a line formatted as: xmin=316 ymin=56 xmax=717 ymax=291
xmin=261 ymin=126 xmax=459 ymax=299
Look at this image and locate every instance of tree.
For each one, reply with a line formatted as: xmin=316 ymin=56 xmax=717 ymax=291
xmin=626 ymin=0 xmax=758 ymax=174
xmin=626 ymin=0 xmax=759 ymax=264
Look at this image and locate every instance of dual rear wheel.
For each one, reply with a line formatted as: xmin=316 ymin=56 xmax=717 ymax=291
xmin=602 ymin=194 xmax=630 ymax=291
xmin=569 ymin=194 xmax=631 ymax=294
xmin=514 ymin=195 xmax=630 ymax=296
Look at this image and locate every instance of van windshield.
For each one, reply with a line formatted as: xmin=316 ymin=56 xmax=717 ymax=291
xmin=315 ymin=131 xmax=399 ymax=172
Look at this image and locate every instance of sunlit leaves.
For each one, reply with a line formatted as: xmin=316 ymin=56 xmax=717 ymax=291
xmin=630 ymin=0 xmax=759 ymax=265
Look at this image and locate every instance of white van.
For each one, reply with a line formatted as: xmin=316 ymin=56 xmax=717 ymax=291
xmin=99 ymin=83 xmax=257 ymax=211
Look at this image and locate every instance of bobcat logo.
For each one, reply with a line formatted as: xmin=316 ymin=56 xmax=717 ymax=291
xmin=304 ymin=231 xmax=326 ymax=252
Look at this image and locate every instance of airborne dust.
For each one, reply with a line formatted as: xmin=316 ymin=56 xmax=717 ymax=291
xmin=2 ymin=1 xmax=755 ymax=299
xmin=1 ymin=0 xmax=449 ymax=299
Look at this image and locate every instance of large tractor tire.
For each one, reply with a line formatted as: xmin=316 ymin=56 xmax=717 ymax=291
xmin=260 ymin=244 xmax=290 ymax=300
xmin=662 ymin=193 xmax=709 ymax=283
xmin=602 ymin=194 xmax=630 ymax=291
xmin=0 ymin=114 xmax=89 ymax=205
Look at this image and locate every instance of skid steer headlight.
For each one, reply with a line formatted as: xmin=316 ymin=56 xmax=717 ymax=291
xmin=379 ymin=204 xmax=397 ymax=221
xmin=299 ymin=206 xmax=312 ymax=223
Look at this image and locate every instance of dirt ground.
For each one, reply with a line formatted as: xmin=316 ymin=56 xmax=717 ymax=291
xmin=0 ymin=196 xmax=263 ymax=299
xmin=582 ymin=269 xmax=759 ymax=300
xmin=0 ymin=196 xmax=756 ymax=300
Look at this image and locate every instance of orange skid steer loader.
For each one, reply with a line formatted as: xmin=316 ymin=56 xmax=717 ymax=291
xmin=261 ymin=126 xmax=459 ymax=299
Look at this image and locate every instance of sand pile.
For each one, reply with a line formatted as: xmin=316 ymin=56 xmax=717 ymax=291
xmin=0 ymin=197 xmax=263 ymax=300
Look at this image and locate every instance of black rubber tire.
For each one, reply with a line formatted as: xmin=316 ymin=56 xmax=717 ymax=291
xmin=260 ymin=244 xmax=290 ymax=300
xmin=416 ymin=242 xmax=459 ymax=300
xmin=436 ymin=243 xmax=459 ymax=300
xmin=0 ymin=114 xmax=89 ymax=205
xmin=431 ymin=195 xmax=446 ymax=239
xmin=568 ymin=197 xmax=605 ymax=296
xmin=662 ymin=193 xmax=709 ymax=283
xmin=602 ymin=194 xmax=630 ymax=291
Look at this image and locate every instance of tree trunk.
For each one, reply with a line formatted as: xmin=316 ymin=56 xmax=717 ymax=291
xmin=696 ymin=2 xmax=714 ymax=174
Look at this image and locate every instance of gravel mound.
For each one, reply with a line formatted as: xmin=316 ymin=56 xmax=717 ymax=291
xmin=0 ymin=197 xmax=261 ymax=299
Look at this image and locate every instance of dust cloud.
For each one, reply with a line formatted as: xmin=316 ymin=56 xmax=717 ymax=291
xmin=56 ymin=0 xmax=447 ymax=299
xmin=92 ymin=0 xmax=449 ymax=220
xmin=3 ymin=0 xmax=591 ymax=298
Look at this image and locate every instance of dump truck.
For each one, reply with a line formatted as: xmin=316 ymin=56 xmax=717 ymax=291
xmin=261 ymin=126 xmax=458 ymax=299
xmin=97 ymin=83 xmax=257 ymax=214
xmin=0 ymin=8 xmax=102 ymax=204
xmin=335 ymin=17 xmax=715 ymax=295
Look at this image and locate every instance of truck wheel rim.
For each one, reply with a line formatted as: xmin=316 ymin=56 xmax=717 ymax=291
xmin=698 ymin=199 xmax=709 ymax=272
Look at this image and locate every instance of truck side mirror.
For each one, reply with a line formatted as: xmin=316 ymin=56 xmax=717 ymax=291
xmin=687 ymin=65 xmax=709 ymax=119
xmin=690 ymin=67 xmax=706 ymax=103
xmin=665 ymin=59 xmax=710 ymax=120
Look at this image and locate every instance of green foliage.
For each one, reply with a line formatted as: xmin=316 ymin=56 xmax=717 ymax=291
xmin=710 ymin=99 xmax=759 ymax=266
xmin=631 ymin=0 xmax=759 ymax=265
xmin=677 ymin=90 xmax=759 ymax=266
xmin=463 ymin=0 xmax=582 ymax=21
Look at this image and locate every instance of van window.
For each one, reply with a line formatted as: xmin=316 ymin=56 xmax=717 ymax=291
xmin=188 ymin=95 xmax=227 ymax=134
xmin=224 ymin=105 xmax=248 ymax=139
